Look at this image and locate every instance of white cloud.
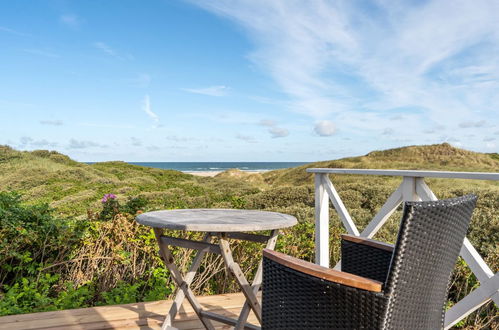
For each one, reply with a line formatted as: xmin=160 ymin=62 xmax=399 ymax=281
xmin=40 ymin=120 xmax=63 ymax=126
xmin=459 ymin=120 xmax=486 ymax=128
xmin=485 ymin=142 xmax=496 ymax=149
xmin=93 ymin=42 xmax=133 ymax=60
xmin=94 ymin=42 xmax=116 ymax=56
xmin=19 ymin=137 xmax=32 ymax=145
xmin=183 ymin=85 xmax=229 ymax=96
xmin=390 ymin=115 xmax=405 ymax=121
xmin=18 ymin=136 xmax=58 ymax=148
xmin=79 ymin=122 xmax=135 ymax=129
xmin=314 ymin=120 xmax=336 ymax=137
xmin=68 ymin=139 xmax=107 ymax=149
xmin=142 ymin=95 xmax=159 ymax=123
xmin=269 ymin=126 xmax=289 ymax=138
xmin=236 ymin=133 xmax=257 ymax=143
xmin=147 ymin=145 xmax=161 ymax=151
xmin=60 ymin=14 xmax=82 ymax=28
xmin=23 ymin=49 xmax=60 ymax=58
xmin=130 ymin=137 xmax=142 ymax=147
xmin=166 ymin=135 xmax=197 ymax=142
xmin=191 ymin=0 xmax=499 ymax=140
xmin=256 ymin=118 xmax=289 ymax=138
xmin=259 ymin=119 xmax=276 ymax=127
xmin=440 ymin=136 xmax=460 ymax=143
xmin=0 ymin=26 xmax=30 ymax=36
xmin=382 ymin=128 xmax=394 ymax=136
xmin=129 ymin=73 xmax=151 ymax=88
xmin=31 ymin=140 xmax=58 ymax=148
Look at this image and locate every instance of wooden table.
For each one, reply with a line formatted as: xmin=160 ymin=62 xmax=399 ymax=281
xmin=136 ymin=209 xmax=297 ymax=330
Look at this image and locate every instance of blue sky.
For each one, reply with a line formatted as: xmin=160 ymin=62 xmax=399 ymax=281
xmin=1 ymin=0 xmax=498 ymax=162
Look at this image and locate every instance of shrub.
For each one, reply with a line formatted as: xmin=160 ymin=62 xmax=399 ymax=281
xmin=121 ymin=196 xmax=148 ymax=215
xmin=247 ymin=186 xmax=314 ymax=209
xmin=0 ymin=191 xmax=83 ymax=286
xmin=99 ymin=194 xmax=120 ymax=220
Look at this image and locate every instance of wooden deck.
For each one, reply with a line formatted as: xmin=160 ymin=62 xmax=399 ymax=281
xmin=0 ymin=293 xmax=259 ymax=329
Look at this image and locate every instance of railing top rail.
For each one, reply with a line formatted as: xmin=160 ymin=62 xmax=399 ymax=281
xmin=306 ymin=168 xmax=499 ymax=181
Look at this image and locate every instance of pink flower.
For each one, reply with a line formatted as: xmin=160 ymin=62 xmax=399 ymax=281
xmin=101 ymin=193 xmax=117 ymax=203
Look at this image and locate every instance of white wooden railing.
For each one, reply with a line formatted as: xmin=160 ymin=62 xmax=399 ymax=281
xmin=307 ymin=168 xmax=499 ymax=329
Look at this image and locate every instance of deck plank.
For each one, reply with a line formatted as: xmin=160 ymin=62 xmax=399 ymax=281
xmin=0 ymin=293 xmax=259 ymax=330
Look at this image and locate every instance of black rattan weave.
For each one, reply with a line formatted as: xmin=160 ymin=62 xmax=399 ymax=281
xmin=262 ymin=257 xmax=388 ymax=329
xmin=341 ymin=239 xmax=393 ymax=283
xmin=383 ymin=195 xmax=477 ymax=329
xmin=262 ymin=195 xmax=477 ymax=330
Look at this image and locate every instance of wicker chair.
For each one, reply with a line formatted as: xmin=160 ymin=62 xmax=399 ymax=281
xmin=262 ymin=195 xmax=477 ymax=329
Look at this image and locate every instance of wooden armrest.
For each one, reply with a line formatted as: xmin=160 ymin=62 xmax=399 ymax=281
xmin=341 ymin=234 xmax=394 ymax=252
xmin=263 ymin=249 xmax=383 ymax=292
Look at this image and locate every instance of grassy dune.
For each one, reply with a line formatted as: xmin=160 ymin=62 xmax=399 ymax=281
xmin=0 ymin=143 xmax=497 ymax=328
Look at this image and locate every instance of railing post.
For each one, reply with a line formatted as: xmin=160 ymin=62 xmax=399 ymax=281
xmin=315 ymin=173 xmax=329 ymax=267
xmin=402 ymin=176 xmax=419 ymax=201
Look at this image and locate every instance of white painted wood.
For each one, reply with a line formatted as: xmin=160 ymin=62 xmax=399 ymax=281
xmin=402 ymin=177 xmax=420 ymax=201
xmin=332 ymin=181 xmax=402 ymax=270
xmin=460 ymin=238 xmax=495 ymax=281
xmin=137 ymin=209 xmax=297 ymax=232
xmin=322 ymin=175 xmax=360 ymax=236
xmin=306 ymin=168 xmax=499 ymax=181
xmin=332 ymin=184 xmax=402 ymax=270
xmin=415 ymin=178 xmax=438 ymax=201
xmin=459 ymin=239 xmax=499 ymax=306
xmin=444 ymin=273 xmax=499 ymax=329
xmin=315 ymin=174 xmax=330 ymax=267
xmin=235 ymin=229 xmax=279 ymax=330
xmin=360 ymin=184 xmax=404 ymax=238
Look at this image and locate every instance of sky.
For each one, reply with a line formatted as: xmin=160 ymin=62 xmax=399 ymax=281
xmin=0 ymin=0 xmax=498 ymax=162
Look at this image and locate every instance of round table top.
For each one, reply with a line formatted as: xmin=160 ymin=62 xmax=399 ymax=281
xmin=135 ymin=208 xmax=297 ymax=232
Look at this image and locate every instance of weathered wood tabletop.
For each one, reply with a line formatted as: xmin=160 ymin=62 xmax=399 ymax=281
xmin=136 ymin=208 xmax=297 ymax=232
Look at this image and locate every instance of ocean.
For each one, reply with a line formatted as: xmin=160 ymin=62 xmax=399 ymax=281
xmin=125 ymin=162 xmax=308 ymax=172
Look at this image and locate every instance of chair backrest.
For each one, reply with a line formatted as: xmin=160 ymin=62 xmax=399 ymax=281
xmin=383 ymin=195 xmax=477 ymax=329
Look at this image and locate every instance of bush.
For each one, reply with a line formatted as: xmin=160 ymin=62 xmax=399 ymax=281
xmin=247 ymin=186 xmax=314 ymax=209
xmin=0 ymin=192 xmax=83 ymax=285
xmin=98 ymin=194 xmax=149 ymax=220
xmin=121 ymin=196 xmax=148 ymax=215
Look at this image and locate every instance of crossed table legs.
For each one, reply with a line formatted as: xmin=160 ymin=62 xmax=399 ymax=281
xmin=153 ymin=228 xmax=279 ymax=330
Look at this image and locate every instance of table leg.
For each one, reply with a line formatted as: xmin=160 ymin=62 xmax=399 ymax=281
xmin=218 ymin=233 xmax=264 ymax=324
xmin=154 ymin=229 xmax=215 ymax=330
xmin=234 ymin=229 xmax=279 ymax=329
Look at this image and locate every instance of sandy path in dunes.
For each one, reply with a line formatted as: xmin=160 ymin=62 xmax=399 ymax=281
xmin=184 ymin=170 xmax=267 ymax=177
xmin=183 ymin=171 xmax=222 ymax=177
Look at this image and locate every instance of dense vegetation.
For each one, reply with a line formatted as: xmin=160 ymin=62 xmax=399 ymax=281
xmin=0 ymin=143 xmax=497 ymax=328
